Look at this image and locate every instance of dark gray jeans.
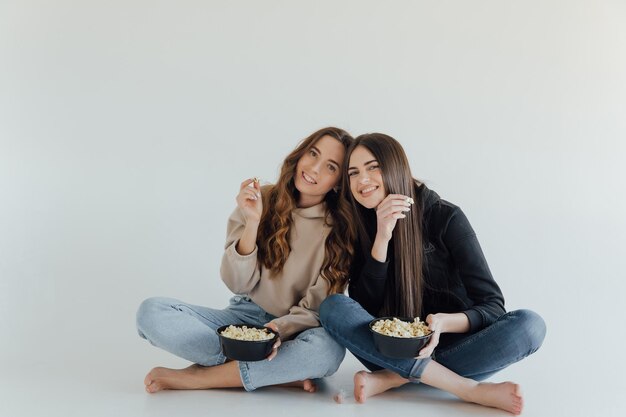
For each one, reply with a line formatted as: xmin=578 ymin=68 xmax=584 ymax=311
xmin=319 ymin=294 xmax=546 ymax=382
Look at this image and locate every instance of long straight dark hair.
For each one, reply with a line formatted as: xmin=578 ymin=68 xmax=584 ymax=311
xmin=342 ymin=133 xmax=424 ymax=317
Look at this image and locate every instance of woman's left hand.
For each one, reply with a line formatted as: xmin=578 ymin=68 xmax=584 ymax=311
xmin=264 ymin=322 xmax=282 ymax=361
xmin=416 ymin=313 xmax=443 ymax=359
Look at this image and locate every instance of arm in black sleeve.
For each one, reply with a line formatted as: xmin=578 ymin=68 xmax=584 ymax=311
xmin=444 ymin=207 xmax=506 ymax=332
xmin=348 ymin=251 xmax=389 ymax=316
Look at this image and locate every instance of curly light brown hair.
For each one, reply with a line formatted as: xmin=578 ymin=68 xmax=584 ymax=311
xmin=257 ymin=127 xmax=355 ymax=294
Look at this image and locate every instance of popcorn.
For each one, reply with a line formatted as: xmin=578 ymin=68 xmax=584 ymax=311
xmin=220 ymin=325 xmax=275 ymax=341
xmin=371 ymin=317 xmax=430 ymax=338
xmin=333 ymin=388 xmax=347 ymax=404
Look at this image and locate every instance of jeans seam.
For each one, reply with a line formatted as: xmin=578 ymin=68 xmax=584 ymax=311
xmin=172 ymin=303 xmax=224 ymax=325
xmin=435 ymin=313 xmax=505 ymax=359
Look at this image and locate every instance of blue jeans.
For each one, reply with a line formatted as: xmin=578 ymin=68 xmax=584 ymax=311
xmin=136 ymin=296 xmax=345 ymax=391
xmin=319 ymin=294 xmax=546 ymax=382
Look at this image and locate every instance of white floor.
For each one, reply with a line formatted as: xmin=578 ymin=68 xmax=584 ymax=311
xmin=1 ymin=335 xmax=622 ymax=417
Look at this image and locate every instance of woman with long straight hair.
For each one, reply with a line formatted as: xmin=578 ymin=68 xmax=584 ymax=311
xmin=136 ymin=127 xmax=355 ymax=392
xmin=320 ymin=133 xmax=546 ymax=414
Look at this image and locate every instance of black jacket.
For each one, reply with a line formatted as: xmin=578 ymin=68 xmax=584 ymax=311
xmin=348 ymin=185 xmax=506 ymax=347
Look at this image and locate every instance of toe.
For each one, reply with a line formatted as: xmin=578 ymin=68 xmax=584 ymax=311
xmin=146 ymin=382 xmax=160 ymax=393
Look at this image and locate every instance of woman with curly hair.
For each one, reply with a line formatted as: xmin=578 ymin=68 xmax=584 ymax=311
xmin=136 ymin=127 xmax=355 ymax=392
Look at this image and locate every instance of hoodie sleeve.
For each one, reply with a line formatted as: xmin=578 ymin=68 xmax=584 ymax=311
xmin=220 ymin=206 xmax=262 ymax=294
xmin=443 ymin=207 xmax=506 ymax=332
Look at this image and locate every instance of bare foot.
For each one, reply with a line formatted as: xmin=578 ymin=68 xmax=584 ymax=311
xmin=144 ymin=365 xmax=212 ymax=393
xmin=353 ymin=370 xmax=409 ymax=403
xmin=278 ymin=379 xmax=317 ymax=393
xmin=463 ymin=382 xmax=524 ymax=415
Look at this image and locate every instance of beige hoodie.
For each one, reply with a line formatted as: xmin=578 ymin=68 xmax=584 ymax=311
xmin=220 ymin=202 xmax=331 ymax=340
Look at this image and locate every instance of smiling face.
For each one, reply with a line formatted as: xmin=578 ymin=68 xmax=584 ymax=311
xmin=293 ymin=135 xmax=346 ymax=207
xmin=347 ymin=145 xmax=387 ymax=209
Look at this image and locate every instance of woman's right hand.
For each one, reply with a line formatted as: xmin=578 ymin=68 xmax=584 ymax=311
xmin=264 ymin=321 xmax=282 ymax=361
xmin=236 ymin=178 xmax=263 ymax=224
xmin=375 ymin=194 xmax=412 ymax=241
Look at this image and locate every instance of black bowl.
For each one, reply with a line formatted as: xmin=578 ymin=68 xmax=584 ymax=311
xmin=369 ymin=317 xmax=432 ymax=359
xmin=216 ymin=324 xmax=279 ymax=362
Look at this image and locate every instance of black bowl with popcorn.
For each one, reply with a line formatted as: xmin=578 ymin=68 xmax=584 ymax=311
xmin=368 ymin=317 xmax=433 ymax=359
xmin=216 ymin=324 xmax=279 ymax=361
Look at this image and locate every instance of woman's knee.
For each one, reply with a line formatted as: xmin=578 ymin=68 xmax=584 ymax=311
xmin=319 ymin=293 xmax=350 ymax=327
xmin=512 ymin=309 xmax=547 ymax=353
xmin=299 ymin=328 xmax=346 ymax=376
xmin=136 ymin=297 xmax=175 ymax=336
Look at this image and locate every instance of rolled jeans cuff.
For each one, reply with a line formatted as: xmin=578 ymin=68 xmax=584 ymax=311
xmin=238 ymin=361 xmax=256 ymax=391
xmin=407 ymin=356 xmax=432 ymax=382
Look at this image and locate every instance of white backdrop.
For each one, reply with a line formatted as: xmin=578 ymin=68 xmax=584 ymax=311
xmin=1 ymin=0 xmax=625 ymax=414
